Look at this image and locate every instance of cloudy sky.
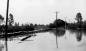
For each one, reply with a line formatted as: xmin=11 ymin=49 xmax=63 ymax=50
xmin=0 ymin=0 xmax=86 ymax=25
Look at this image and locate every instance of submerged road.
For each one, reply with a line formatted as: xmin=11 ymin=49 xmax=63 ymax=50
xmin=0 ymin=28 xmax=60 ymax=38
xmin=5 ymin=30 xmax=86 ymax=51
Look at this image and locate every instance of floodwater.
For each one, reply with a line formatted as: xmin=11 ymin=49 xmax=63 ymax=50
xmin=1 ymin=29 xmax=86 ymax=51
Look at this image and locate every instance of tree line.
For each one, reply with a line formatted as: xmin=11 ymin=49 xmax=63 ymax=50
xmin=0 ymin=13 xmax=35 ymax=33
xmin=0 ymin=12 xmax=86 ymax=34
xmin=67 ymin=12 xmax=86 ymax=29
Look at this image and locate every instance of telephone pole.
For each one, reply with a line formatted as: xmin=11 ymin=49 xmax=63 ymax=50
xmin=56 ymin=11 xmax=58 ymax=20
xmin=56 ymin=11 xmax=59 ymax=48
xmin=65 ymin=17 xmax=66 ymax=29
xmin=64 ymin=17 xmax=67 ymax=39
xmin=5 ymin=0 xmax=9 ymax=51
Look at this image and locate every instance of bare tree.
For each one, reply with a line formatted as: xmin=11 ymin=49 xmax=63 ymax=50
xmin=8 ymin=13 xmax=14 ymax=26
xmin=0 ymin=14 xmax=4 ymax=25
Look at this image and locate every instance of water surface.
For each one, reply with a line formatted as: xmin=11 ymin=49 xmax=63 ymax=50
xmin=1 ymin=30 xmax=86 ymax=51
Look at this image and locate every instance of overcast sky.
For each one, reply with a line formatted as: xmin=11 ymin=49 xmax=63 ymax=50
xmin=0 ymin=0 xmax=86 ymax=25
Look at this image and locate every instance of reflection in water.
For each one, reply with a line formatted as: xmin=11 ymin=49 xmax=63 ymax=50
xmin=0 ymin=30 xmax=86 ymax=51
xmin=0 ymin=41 xmax=4 ymax=51
xmin=50 ymin=29 xmax=65 ymax=37
xmin=76 ymin=30 xmax=82 ymax=41
xmin=50 ymin=29 xmax=65 ymax=48
xmin=68 ymin=29 xmax=86 ymax=48
xmin=69 ymin=29 xmax=83 ymax=42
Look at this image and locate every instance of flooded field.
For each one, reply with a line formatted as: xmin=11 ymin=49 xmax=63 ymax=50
xmin=1 ymin=30 xmax=86 ymax=51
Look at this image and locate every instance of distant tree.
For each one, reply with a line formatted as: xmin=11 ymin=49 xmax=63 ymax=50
xmin=34 ymin=24 xmax=37 ymax=26
xmin=8 ymin=13 xmax=14 ymax=26
xmin=21 ymin=24 xmax=24 ymax=27
xmin=75 ymin=12 xmax=82 ymax=23
xmin=53 ymin=19 xmax=65 ymax=27
xmin=48 ymin=19 xmax=66 ymax=28
xmin=15 ymin=22 xmax=19 ymax=26
xmin=29 ymin=23 xmax=34 ymax=31
xmin=29 ymin=23 xmax=34 ymax=27
xmin=48 ymin=23 xmax=55 ymax=28
xmin=0 ymin=14 xmax=4 ymax=25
